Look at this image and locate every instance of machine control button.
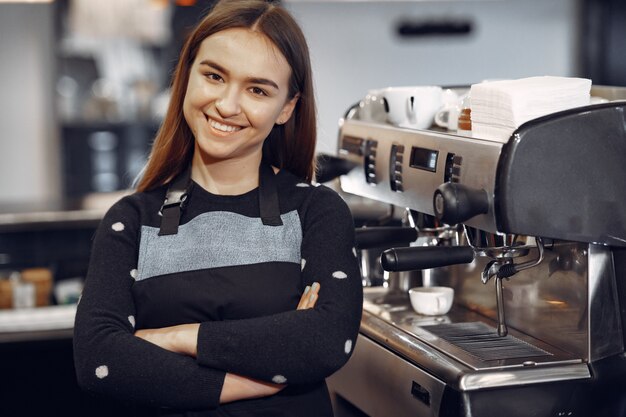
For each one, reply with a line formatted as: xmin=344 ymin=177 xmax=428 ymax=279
xmin=390 ymin=143 xmax=405 ymax=192
xmin=444 ymin=153 xmax=455 ymax=182
xmin=444 ymin=152 xmax=462 ymax=183
xmin=364 ymin=139 xmax=378 ymax=184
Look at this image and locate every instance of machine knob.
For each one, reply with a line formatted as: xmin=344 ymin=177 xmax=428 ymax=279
xmin=433 ymin=183 xmax=489 ymax=225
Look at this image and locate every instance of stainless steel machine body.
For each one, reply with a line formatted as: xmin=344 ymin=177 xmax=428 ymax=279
xmin=328 ymin=87 xmax=626 ymax=417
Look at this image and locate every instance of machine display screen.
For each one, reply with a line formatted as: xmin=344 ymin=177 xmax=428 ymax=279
xmin=410 ymin=146 xmax=438 ymax=172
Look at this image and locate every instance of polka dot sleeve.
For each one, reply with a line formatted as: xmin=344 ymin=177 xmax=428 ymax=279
xmin=73 ymin=196 xmax=226 ymax=409
xmin=196 ymin=185 xmax=363 ymax=384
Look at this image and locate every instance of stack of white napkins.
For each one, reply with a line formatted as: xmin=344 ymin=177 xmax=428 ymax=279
xmin=470 ymin=76 xmax=592 ymax=142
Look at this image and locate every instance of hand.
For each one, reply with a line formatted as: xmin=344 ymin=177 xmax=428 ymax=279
xmin=135 ymin=284 xmax=320 ymax=355
xmin=297 ymin=282 xmax=320 ymax=310
xmin=220 ymin=373 xmax=285 ymax=404
xmin=219 ymin=283 xmax=320 ymax=403
xmin=135 ymin=323 xmax=199 ymax=357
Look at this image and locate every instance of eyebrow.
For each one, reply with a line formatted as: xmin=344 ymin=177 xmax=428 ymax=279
xmin=199 ymin=60 xmax=280 ymax=91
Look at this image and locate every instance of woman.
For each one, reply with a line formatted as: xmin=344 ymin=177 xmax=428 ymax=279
xmin=73 ymin=1 xmax=363 ymax=416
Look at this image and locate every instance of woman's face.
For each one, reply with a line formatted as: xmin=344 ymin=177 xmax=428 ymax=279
xmin=183 ymin=28 xmax=298 ymax=164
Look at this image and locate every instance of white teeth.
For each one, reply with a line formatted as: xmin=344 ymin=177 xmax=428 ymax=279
xmin=209 ymin=118 xmax=241 ymax=133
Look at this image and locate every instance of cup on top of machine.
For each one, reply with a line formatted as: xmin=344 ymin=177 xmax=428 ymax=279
xmin=382 ymin=86 xmax=443 ymax=129
xmin=409 ymin=286 xmax=454 ymax=315
xmin=435 ymin=91 xmax=466 ymax=132
xmin=359 ymin=88 xmax=388 ymax=123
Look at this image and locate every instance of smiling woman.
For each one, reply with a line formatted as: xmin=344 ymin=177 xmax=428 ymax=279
xmin=135 ymin=0 xmax=317 ymax=193
xmin=72 ymin=1 xmax=363 ymax=416
xmin=183 ymin=27 xmax=299 ymax=186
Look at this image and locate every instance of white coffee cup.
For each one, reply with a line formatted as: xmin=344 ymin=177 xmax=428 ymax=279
xmin=359 ymin=88 xmax=387 ymax=123
xmin=383 ymin=86 xmax=443 ymax=129
xmin=409 ymin=286 xmax=454 ymax=316
xmin=435 ymin=91 xmax=469 ymax=131
xmin=434 ymin=104 xmax=460 ymax=131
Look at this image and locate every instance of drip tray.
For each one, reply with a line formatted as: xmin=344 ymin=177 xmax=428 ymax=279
xmin=420 ymin=322 xmax=552 ymax=361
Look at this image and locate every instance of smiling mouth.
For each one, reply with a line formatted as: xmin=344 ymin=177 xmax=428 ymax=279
xmin=206 ymin=116 xmax=242 ymax=133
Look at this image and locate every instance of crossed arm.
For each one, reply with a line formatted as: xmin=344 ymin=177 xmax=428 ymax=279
xmin=135 ymin=282 xmax=321 ymax=403
xmin=74 ymin=187 xmax=361 ymax=410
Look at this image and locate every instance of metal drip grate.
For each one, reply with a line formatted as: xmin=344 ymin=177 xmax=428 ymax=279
xmin=420 ymin=322 xmax=552 ymax=361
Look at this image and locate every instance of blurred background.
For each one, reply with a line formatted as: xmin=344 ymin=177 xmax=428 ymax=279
xmin=1 ymin=0 xmax=625 ymax=205
xmin=0 ymin=0 xmax=624 ymax=415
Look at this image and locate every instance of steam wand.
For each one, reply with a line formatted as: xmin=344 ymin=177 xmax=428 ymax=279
xmin=480 ymin=237 xmax=545 ymax=336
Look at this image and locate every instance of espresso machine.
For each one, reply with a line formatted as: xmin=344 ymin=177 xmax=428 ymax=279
xmin=327 ymin=86 xmax=626 ymax=417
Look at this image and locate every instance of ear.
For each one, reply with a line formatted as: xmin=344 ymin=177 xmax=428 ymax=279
xmin=276 ymin=94 xmax=300 ymax=125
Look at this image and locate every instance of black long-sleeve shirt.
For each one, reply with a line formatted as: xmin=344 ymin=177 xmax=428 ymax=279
xmin=73 ymin=169 xmax=363 ymax=416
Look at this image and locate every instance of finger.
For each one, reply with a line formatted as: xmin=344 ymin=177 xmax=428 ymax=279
xmin=307 ymin=292 xmax=319 ymax=308
xmin=297 ymin=286 xmax=311 ymax=310
xmin=303 ymin=282 xmax=320 ymax=309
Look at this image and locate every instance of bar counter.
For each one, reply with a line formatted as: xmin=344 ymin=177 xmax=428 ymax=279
xmin=0 ymin=190 xmax=129 ymax=233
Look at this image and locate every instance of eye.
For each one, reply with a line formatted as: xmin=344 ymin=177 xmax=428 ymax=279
xmin=250 ymin=86 xmax=268 ymax=97
xmin=203 ymin=72 xmax=223 ymax=82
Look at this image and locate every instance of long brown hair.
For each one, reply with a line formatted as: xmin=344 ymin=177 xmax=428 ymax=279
xmin=136 ymin=0 xmax=317 ymax=192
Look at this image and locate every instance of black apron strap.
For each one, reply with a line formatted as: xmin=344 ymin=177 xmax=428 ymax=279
xmin=158 ymin=166 xmax=192 ymax=236
xmin=259 ymin=162 xmax=283 ymax=226
xmin=158 ymin=161 xmax=282 ymax=236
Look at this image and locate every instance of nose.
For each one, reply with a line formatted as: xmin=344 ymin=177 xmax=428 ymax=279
xmin=215 ymin=86 xmax=241 ymax=118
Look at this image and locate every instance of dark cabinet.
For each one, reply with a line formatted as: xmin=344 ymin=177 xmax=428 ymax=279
xmin=61 ymin=122 xmax=158 ymax=198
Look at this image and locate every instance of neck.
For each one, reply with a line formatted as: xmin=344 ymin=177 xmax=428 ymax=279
xmin=191 ymin=152 xmax=262 ymax=195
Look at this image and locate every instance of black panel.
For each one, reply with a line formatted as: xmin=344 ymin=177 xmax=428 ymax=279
xmin=581 ymin=0 xmax=626 ymax=87
xmin=396 ymin=19 xmax=473 ymax=38
xmin=409 ymin=146 xmax=438 ymax=172
xmin=495 ymin=103 xmax=626 ymax=246
xmin=61 ymin=122 xmax=157 ymax=197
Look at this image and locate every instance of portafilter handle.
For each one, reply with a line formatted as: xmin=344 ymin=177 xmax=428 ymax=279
xmin=480 ymin=237 xmax=545 ymax=284
xmin=480 ymin=237 xmax=545 ymax=337
xmin=381 ymin=246 xmax=475 ymax=272
xmin=315 ymin=153 xmax=359 ymax=183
